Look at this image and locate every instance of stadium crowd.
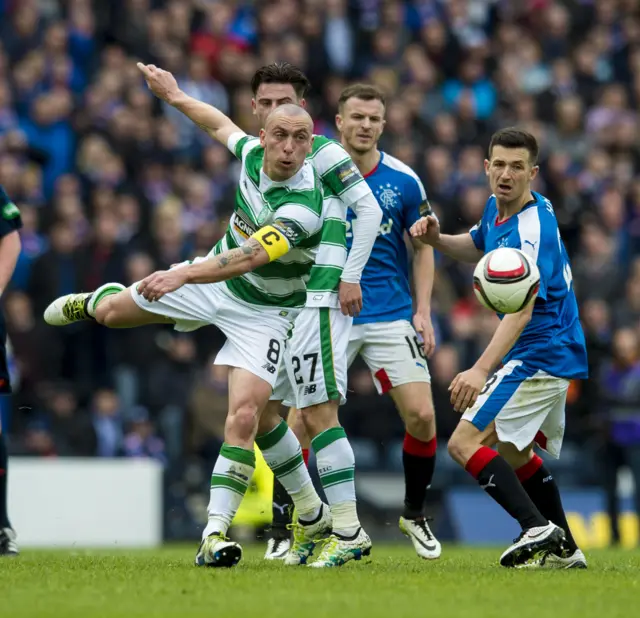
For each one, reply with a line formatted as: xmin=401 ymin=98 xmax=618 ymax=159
xmin=1 ymin=0 xmax=640 ymax=541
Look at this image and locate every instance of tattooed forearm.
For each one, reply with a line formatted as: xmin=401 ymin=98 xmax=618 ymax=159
xmin=215 ymin=239 xmax=262 ymax=269
xmin=184 ymin=239 xmax=268 ymax=284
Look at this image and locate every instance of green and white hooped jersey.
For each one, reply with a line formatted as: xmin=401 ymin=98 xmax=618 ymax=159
xmin=211 ymin=132 xmax=323 ymax=309
xmin=305 ymin=135 xmax=371 ymax=308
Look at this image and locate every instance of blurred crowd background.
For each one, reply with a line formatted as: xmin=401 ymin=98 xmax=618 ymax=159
xmin=1 ymin=0 xmax=640 ymax=542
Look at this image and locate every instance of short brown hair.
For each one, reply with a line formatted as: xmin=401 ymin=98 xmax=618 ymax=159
xmin=338 ymin=84 xmax=386 ymax=111
xmin=250 ymin=63 xmax=311 ymax=98
xmin=488 ymin=128 xmax=539 ymax=164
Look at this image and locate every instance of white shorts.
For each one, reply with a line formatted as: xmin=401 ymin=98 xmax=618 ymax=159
xmin=131 ymin=264 xmax=296 ymax=387
xmin=346 ymin=319 xmax=431 ymax=395
xmin=271 ymin=307 xmax=352 ymax=409
xmin=462 ymin=360 xmax=570 ymax=458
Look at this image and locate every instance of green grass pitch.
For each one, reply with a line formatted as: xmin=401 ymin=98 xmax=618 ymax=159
xmin=3 ymin=545 xmax=639 ymax=618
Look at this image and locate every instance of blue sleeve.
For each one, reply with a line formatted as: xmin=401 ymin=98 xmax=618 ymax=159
xmin=403 ymin=175 xmax=429 ymax=232
xmin=469 ymin=219 xmax=485 ymax=252
xmin=517 ymin=207 xmax=556 ymax=301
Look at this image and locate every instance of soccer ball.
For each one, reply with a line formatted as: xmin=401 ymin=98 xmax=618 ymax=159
xmin=473 ymin=247 xmax=540 ymax=314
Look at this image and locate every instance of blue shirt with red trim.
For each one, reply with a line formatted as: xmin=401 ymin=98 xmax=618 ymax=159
xmin=346 ymin=152 xmax=430 ymax=324
xmin=469 ymin=191 xmax=588 ymax=379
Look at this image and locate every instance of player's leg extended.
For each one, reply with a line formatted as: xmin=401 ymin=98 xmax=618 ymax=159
xmin=257 ymin=401 xmax=329 ymax=564
xmin=44 ymin=283 xmax=175 ymax=328
xmin=293 ymin=308 xmax=371 ymax=567
xmin=0 ymin=409 xmax=18 ymax=557
xmin=197 ymin=366 xmax=271 ymax=567
xmin=390 ymin=381 xmax=441 ymax=559
xmin=451 ymin=364 xmax=566 ymax=567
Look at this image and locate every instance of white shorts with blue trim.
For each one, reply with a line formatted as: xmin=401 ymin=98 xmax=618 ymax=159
xmin=462 ymin=360 xmax=570 ymax=458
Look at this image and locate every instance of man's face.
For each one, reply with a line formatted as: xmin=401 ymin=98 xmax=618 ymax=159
xmin=484 ymin=145 xmax=538 ymax=203
xmin=252 ymin=83 xmax=304 ymax=128
xmin=336 ymin=97 xmax=385 ymax=155
xmin=260 ymin=114 xmax=313 ymax=181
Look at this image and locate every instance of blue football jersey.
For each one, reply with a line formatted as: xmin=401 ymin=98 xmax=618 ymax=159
xmin=346 ymin=152 xmax=429 ymax=324
xmin=469 ymin=191 xmax=588 ymax=380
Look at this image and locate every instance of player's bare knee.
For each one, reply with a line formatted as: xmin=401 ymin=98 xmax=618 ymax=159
xmin=229 ymin=403 xmax=261 ymax=440
xmin=448 ymin=422 xmax=486 ymax=466
xmin=447 ymin=434 xmax=467 ymax=465
xmin=403 ymin=402 xmax=435 ymax=436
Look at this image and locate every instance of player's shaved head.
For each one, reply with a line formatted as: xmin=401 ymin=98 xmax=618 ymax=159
xmin=260 ymin=104 xmax=314 ymax=182
xmin=265 ymin=104 xmax=313 ymax=131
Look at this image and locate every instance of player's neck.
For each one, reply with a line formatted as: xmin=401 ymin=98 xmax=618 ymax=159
xmin=496 ymin=189 xmax=535 ymax=222
xmin=344 ymin=145 xmax=380 ymax=177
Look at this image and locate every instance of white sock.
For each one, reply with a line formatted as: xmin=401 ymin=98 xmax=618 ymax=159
xmin=87 ymin=282 xmax=126 ymax=317
xmin=312 ymin=426 xmax=360 ymax=536
xmin=256 ymin=420 xmax=321 ymax=520
xmin=203 ymin=444 xmax=255 ymax=539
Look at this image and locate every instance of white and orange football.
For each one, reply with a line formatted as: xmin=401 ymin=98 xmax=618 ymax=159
xmin=473 ymin=247 xmax=541 ymax=314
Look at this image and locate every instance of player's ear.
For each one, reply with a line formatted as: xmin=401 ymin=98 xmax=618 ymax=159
xmin=299 ymin=98 xmax=307 ymax=109
xmin=530 ymin=165 xmax=539 ymax=181
xmin=251 ymin=98 xmax=257 ymax=114
xmin=484 ymin=159 xmax=490 ymax=175
xmin=259 ymin=128 xmax=266 ymax=147
xmin=335 ymin=113 xmax=343 ymax=133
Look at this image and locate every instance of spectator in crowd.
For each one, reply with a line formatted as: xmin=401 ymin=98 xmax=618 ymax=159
xmin=596 ymin=327 xmax=640 ymax=545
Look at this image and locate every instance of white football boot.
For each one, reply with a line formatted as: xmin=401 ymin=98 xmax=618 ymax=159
xmin=399 ymin=516 xmax=441 ymax=559
xmin=541 ymin=548 xmax=587 ymax=569
xmin=500 ymin=522 xmax=565 ymax=567
xmin=44 ymin=283 xmax=125 ymax=326
xmin=308 ymin=527 xmax=372 ymax=568
xmin=0 ymin=528 xmax=19 ymax=556
xmin=194 ymin=533 xmax=242 ymax=568
xmin=264 ymin=536 xmax=291 ymax=561
xmin=283 ymin=504 xmax=332 ymax=565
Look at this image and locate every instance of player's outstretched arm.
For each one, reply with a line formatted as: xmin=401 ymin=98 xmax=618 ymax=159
xmin=137 ymin=63 xmax=242 ymax=146
xmin=136 ymin=224 xmax=292 ymax=301
xmin=410 ymin=215 xmax=483 ymax=263
xmin=449 ymin=300 xmax=535 ymax=413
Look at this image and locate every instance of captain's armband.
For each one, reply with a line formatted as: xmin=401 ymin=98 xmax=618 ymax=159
xmin=251 ymin=226 xmax=291 ymax=262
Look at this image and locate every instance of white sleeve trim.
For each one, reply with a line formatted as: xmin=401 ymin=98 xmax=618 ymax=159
xmin=340 ymin=190 xmax=382 ymax=283
xmin=226 ymin=131 xmax=248 ymax=155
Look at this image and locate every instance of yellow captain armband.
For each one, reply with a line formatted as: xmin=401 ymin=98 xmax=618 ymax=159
xmin=251 ymin=225 xmax=291 ymax=262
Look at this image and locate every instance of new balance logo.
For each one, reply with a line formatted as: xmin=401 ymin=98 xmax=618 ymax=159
xmin=479 ymin=474 xmax=496 ymax=490
xmin=304 ymin=384 xmax=317 ymax=395
xmin=262 ymin=363 xmax=276 ymax=374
